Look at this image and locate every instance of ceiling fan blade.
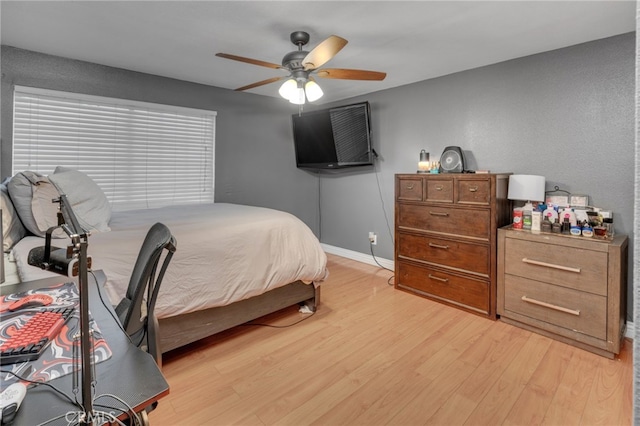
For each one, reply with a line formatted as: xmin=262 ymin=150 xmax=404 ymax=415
xmin=316 ymin=68 xmax=387 ymax=81
xmin=216 ymin=53 xmax=283 ymax=70
xmin=235 ymin=76 xmax=287 ymax=91
xmin=303 ymin=35 xmax=348 ymax=70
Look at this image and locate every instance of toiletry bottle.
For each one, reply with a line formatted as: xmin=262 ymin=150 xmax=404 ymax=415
xmin=570 ymin=224 xmax=581 ymax=236
xmin=523 ymin=209 xmax=532 ymax=230
xmin=531 ymin=211 xmax=541 ymax=233
xmin=513 ymin=208 xmax=523 ymax=229
xmin=561 ymin=215 xmax=571 ymax=234
xmin=542 ymin=206 xmax=558 ymax=223
xmin=603 ymin=218 xmax=614 ymax=239
xmin=551 ymin=219 xmax=562 ymax=234
xmin=541 ymin=217 xmax=552 ymax=233
xmin=559 ymin=207 xmax=577 ymax=226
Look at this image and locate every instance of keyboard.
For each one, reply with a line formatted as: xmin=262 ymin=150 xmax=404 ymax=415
xmin=0 ymin=307 xmax=75 ymax=365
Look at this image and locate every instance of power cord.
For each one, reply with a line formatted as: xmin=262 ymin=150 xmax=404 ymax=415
xmin=369 ymin=240 xmax=395 ymax=286
xmin=372 ymin=156 xmax=395 ymax=247
xmin=89 ymin=270 xmax=134 ymax=346
xmin=369 ymin=241 xmax=393 ymax=273
xmin=0 ymin=369 xmax=80 ymax=408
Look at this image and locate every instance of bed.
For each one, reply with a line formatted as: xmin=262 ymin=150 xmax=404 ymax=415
xmin=2 ymin=169 xmax=328 ymax=353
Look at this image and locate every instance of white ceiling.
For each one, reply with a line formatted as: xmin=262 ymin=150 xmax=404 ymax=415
xmin=0 ymin=1 xmax=635 ymax=105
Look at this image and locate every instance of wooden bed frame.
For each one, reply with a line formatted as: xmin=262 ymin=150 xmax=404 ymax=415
xmin=158 ymin=281 xmax=320 ymax=353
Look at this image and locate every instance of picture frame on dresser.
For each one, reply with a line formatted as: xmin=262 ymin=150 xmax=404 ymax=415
xmin=394 ymin=173 xmax=512 ymax=319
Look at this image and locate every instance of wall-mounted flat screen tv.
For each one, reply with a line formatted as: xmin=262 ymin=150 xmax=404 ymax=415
xmin=292 ymin=101 xmax=374 ymax=171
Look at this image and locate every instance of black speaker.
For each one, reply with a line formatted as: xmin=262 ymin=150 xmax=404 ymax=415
xmin=439 ymin=146 xmax=465 ymax=173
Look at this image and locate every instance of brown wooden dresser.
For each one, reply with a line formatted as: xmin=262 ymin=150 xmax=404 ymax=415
xmin=497 ymin=227 xmax=628 ymax=358
xmin=394 ymin=173 xmax=511 ymax=318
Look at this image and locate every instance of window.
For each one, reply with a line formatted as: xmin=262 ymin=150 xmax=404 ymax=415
xmin=12 ymin=86 xmax=216 ymax=211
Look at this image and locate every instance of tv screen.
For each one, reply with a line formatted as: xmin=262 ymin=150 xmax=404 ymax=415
xmin=292 ymin=101 xmax=374 ymax=171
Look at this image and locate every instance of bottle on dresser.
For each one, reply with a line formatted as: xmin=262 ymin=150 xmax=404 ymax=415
xmin=531 ymin=211 xmax=542 ymax=233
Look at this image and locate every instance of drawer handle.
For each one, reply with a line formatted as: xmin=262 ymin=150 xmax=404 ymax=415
xmin=522 ymin=258 xmax=581 ymax=274
xmin=428 ymin=242 xmax=449 ymax=250
xmin=468 ymin=186 xmax=478 ymax=192
xmin=435 ymin=185 xmax=444 ymax=191
xmin=521 ymin=295 xmax=580 ymax=316
xmin=428 ymin=274 xmax=449 ymax=283
xmin=429 ymin=211 xmax=449 ymax=217
xmin=406 ymin=184 xmax=415 ymax=190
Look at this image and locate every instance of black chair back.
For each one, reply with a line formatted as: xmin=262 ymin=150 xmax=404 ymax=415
xmin=115 ymin=222 xmax=176 ymax=366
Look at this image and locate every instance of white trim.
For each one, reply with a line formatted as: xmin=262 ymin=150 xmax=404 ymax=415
xmin=626 ymin=321 xmax=634 ymax=340
xmin=321 ymin=244 xmax=394 ymax=271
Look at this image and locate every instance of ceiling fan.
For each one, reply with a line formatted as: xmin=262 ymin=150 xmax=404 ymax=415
xmin=216 ymin=31 xmax=387 ymax=104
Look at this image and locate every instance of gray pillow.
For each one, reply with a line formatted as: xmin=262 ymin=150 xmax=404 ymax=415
xmin=49 ymin=167 xmax=111 ymax=233
xmin=7 ymin=171 xmax=65 ymax=238
xmin=0 ymin=182 xmax=27 ymax=252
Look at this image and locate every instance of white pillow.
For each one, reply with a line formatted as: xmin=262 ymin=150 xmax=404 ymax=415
xmin=1 ymin=183 xmax=27 ymax=252
xmin=49 ymin=167 xmax=111 ymax=233
xmin=7 ymin=171 xmax=65 ymax=238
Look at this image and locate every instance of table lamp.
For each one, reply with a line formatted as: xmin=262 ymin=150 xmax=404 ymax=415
xmin=507 ymin=174 xmax=546 ymax=209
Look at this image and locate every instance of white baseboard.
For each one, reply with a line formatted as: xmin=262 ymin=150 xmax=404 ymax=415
xmin=320 ymin=244 xmax=635 ymax=340
xmin=321 ymin=244 xmax=394 ymax=271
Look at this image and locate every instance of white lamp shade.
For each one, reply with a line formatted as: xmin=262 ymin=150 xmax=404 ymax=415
xmin=305 ymin=80 xmax=323 ymax=102
xmin=508 ymin=174 xmax=546 ymax=202
xmin=278 ymin=79 xmax=297 ymax=100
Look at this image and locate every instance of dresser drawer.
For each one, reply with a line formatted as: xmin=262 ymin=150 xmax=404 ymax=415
xmin=397 ymin=233 xmax=490 ymax=276
xmin=503 ymin=274 xmax=607 ymax=340
xmin=504 ymin=238 xmax=607 ymax=295
xmin=397 ymin=261 xmax=489 ymax=314
xmin=425 ymin=178 xmax=453 ymax=203
xmin=457 ymin=179 xmax=490 ymax=205
xmin=397 ymin=178 xmax=423 ymax=201
xmin=397 ymin=204 xmax=490 ymax=241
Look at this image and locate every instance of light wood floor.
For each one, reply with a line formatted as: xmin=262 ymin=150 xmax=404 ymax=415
xmin=150 ymin=254 xmax=632 ymax=425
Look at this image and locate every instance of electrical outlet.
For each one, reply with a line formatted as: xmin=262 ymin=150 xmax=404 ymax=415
xmin=368 ymin=232 xmax=377 ymax=245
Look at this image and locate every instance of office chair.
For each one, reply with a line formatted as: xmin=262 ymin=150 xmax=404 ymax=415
xmin=114 ymin=222 xmax=176 ymax=367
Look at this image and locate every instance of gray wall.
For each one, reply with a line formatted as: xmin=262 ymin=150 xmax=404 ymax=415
xmin=1 ymin=32 xmax=636 ymax=319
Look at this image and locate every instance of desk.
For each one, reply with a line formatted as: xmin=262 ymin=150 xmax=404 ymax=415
xmin=1 ymin=271 xmax=169 ymax=425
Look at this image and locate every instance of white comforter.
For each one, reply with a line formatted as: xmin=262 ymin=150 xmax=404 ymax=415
xmin=11 ymin=203 xmax=328 ymax=318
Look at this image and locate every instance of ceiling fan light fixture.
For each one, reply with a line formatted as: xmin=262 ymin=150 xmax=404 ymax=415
xmin=278 ymin=78 xmax=297 ymax=100
xmin=218 ymin=31 xmax=386 ymax=102
xmin=305 ymin=79 xmax=323 ymax=102
xmin=289 ymin=86 xmax=306 ymax=105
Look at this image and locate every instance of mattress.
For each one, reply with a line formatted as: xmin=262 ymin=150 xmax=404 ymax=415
xmin=11 ymin=203 xmax=328 ymax=319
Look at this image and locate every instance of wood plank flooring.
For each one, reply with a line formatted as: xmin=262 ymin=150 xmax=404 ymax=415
xmin=149 ymin=254 xmax=632 ymax=425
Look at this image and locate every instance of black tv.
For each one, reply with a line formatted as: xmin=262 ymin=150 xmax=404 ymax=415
xmin=292 ymin=101 xmax=374 ymax=171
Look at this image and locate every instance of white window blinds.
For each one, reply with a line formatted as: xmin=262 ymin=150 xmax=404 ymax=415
xmin=12 ymin=86 xmax=216 ymax=211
